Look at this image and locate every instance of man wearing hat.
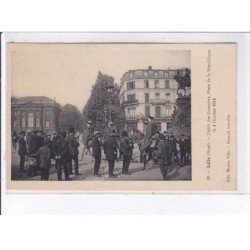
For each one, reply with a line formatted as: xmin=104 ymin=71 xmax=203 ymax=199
xmin=66 ymin=128 xmax=80 ymax=175
xmin=54 ymin=132 xmax=70 ymax=180
xmin=92 ymin=131 xmax=102 ymax=176
xmin=120 ymin=130 xmax=134 ymax=175
xmin=18 ymin=131 xmax=27 ymax=173
xmin=103 ymin=132 xmax=119 ymax=178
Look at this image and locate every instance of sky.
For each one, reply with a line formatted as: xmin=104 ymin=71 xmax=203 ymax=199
xmin=10 ymin=44 xmax=190 ymax=111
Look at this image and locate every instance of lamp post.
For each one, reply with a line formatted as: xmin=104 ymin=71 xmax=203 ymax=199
xmin=106 ymin=81 xmax=114 ymax=123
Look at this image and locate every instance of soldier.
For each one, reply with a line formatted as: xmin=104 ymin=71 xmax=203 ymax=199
xmin=92 ymin=131 xmax=102 ymax=176
xmin=82 ymin=120 xmax=94 ymax=157
xmin=67 ymin=128 xmax=80 ymax=175
xmin=120 ymin=130 xmax=134 ymax=175
xmin=18 ymin=131 xmax=27 ymax=173
xmin=36 ymin=139 xmax=52 ymax=181
xmin=54 ymin=132 xmax=70 ymax=181
xmin=142 ymin=115 xmax=158 ymax=169
xmin=155 ymin=133 xmax=171 ymax=180
xmin=103 ymin=132 xmax=119 ymax=178
xmin=169 ymin=133 xmax=179 ymax=165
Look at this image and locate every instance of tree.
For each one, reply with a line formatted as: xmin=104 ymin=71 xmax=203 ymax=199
xmin=82 ymin=71 xmax=125 ymax=135
xmin=58 ymin=104 xmax=84 ymax=133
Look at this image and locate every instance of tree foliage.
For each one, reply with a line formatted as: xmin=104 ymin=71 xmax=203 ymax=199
xmin=82 ymin=72 xmax=125 ymax=135
xmin=58 ymin=104 xmax=84 ymax=133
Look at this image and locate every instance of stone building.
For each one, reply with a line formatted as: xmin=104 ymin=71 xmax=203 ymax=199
xmin=119 ymin=66 xmax=180 ymax=132
xmin=11 ymin=96 xmax=60 ymax=134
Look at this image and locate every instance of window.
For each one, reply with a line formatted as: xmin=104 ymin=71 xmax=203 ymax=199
xmin=46 ymin=110 xmax=50 ymax=117
xmin=144 ymin=80 xmax=149 ymax=88
xmin=154 ymin=72 xmax=158 ymax=77
xmin=164 ymin=72 xmax=169 ymax=78
xmin=145 ymin=93 xmax=149 ymax=103
xmin=166 ymin=107 xmax=171 ymax=117
xmin=145 ymin=106 xmax=150 ymax=117
xmin=45 ymin=121 xmax=50 ymax=127
xmin=128 ymin=107 xmax=136 ymax=117
xmin=127 ymin=94 xmax=136 ymax=102
xmin=36 ymin=117 xmax=40 ymax=127
xmin=156 ymin=122 xmax=161 ymax=132
xmin=127 ymin=81 xmax=135 ymax=90
xmin=166 ymin=93 xmax=170 ymax=102
xmin=28 ymin=113 xmax=34 ymax=128
xmin=155 ymin=106 xmax=161 ymax=118
xmin=14 ymin=120 xmax=18 ymax=127
xmin=165 ymin=80 xmax=170 ymax=89
xmin=144 ymin=71 xmax=148 ymax=77
xmin=155 ymin=93 xmax=160 ymax=99
xmin=22 ymin=113 xmax=26 ymax=127
xmin=154 ymin=80 xmax=159 ymax=88
xmin=127 ymin=123 xmax=137 ymax=132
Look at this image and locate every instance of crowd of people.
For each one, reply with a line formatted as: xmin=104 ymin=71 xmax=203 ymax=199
xmin=12 ymin=116 xmax=191 ymax=181
xmin=13 ymin=128 xmax=80 ymax=181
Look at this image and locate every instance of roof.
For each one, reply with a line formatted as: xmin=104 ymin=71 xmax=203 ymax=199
xmin=11 ymin=96 xmax=56 ymax=106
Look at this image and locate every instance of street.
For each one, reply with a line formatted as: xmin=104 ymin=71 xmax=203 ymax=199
xmin=11 ymin=143 xmax=191 ymax=181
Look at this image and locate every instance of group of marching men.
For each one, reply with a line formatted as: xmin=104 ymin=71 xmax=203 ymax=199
xmin=12 ymin=115 xmax=191 ymax=181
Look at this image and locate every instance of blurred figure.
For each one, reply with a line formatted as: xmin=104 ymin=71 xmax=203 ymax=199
xmin=12 ymin=130 xmax=18 ymax=150
xmin=36 ymin=139 xmax=52 ymax=181
xmin=178 ymin=134 xmax=186 ymax=167
xmin=18 ymin=131 xmax=27 ymax=173
xmin=54 ymin=132 xmax=70 ymax=181
xmin=120 ymin=130 xmax=133 ymax=175
xmin=67 ymin=128 xmax=80 ymax=175
xmin=92 ymin=131 xmax=102 ymax=176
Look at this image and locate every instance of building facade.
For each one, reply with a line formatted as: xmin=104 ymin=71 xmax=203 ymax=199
xmin=120 ymin=66 xmax=181 ymax=132
xmin=11 ymin=96 xmax=60 ymax=134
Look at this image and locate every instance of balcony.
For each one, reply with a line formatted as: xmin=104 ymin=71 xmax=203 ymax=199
xmin=122 ymin=99 xmax=139 ymax=107
xmin=151 ymin=99 xmax=167 ymax=105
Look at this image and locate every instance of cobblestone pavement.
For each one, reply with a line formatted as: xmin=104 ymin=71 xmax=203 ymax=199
xmin=11 ymin=144 xmax=191 ymax=181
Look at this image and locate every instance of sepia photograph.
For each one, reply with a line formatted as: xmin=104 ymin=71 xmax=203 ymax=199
xmin=10 ymin=44 xmax=191 ymax=182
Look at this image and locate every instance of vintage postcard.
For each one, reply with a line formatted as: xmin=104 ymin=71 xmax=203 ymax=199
xmin=6 ymin=43 xmax=236 ymax=191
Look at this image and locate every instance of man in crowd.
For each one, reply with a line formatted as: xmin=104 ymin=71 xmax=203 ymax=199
xmin=92 ymin=131 xmax=102 ymax=177
xmin=103 ymin=132 xmax=119 ymax=178
xmin=67 ymin=128 xmax=80 ymax=175
xmin=120 ymin=130 xmax=134 ymax=175
xmin=154 ymin=133 xmax=171 ymax=180
xmin=54 ymin=132 xmax=70 ymax=181
xmin=27 ymin=130 xmax=39 ymax=155
xmin=18 ymin=131 xmax=27 ymax=173
xmin=36 ymin=139 xmax=52 ymax=181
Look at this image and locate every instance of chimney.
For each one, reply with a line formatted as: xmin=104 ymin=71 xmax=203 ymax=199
xmin=148 ymin=66 xmax=152 ymax=70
